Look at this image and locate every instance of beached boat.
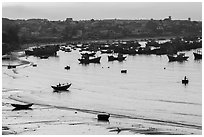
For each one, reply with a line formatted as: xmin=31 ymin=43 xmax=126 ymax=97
xmin=51 ymin=83 xmax=72 ymax=91
xmin=97 ymin=113 xmax=110 ymax=121
xmin=167 ymin=53 xmax=189 ymax=62
xmin=193 ymin=51 xmax=202 ymax=60
xmin=78 ymin=56 xmax=101 ymax=64
xmin=7 ymin=65 xmax=16 ymax=69
xmin=11 ymin=103 xmax=33 ymax=109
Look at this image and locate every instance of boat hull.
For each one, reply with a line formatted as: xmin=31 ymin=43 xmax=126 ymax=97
xmin=51 ymin=83 xmax=72 ymax=91
xmin=11 ymin=103 xmax=33 ymax=109
xmin=167 ymin=55 xmax=189 ymax=62
xmin=182 ymin=79 xmax=189 ymax=84
xmin=193 ymin=52 xmax=202 ymax=60
xmin=108 ymin=56 xmax=126 ymax=61
xmin=78 ymin=57 xmax=101 ymax=64
xmin=97 ymin=113 xmax=110 ymax=121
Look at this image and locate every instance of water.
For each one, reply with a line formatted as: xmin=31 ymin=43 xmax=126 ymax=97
xmin=2 ymin=44 xmax=202 ymax=133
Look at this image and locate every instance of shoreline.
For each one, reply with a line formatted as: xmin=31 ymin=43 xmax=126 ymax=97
xmin=2 ymin=89 xmax=200 ymax=135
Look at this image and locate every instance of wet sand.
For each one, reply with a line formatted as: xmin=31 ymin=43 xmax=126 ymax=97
xmin=2 ymin=89 xmax=196 ymax=135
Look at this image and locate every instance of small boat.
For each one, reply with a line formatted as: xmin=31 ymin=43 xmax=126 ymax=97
xmin=121 ymin=69 xmax=127 ymax=73
xmin=40 ymin=56 xmax=49 ymax=59
xmin=78 ymin=56 xmax=101 ymax=64
xmin=64 ymin=65 xmax=70 ymax=70
xmin=7 ymin=65 xmax=16 ymax=69
xmin=182 ymin=76 xmax=189 ymax=85
xmin=97 ymin=113 xmax=110 ymax=121
xmin=32 ymin=64 xmax=37 ymax=67
xmin=81 ymin=52 xmax=96 ymax=57
xmin=193 ymin=50 xmax=202 ymax=60
xmin=51 ymin=83 xmax=72 ymax=91
xmin=167 ymin=53 xmax=189 ymax=62
xmin=108 ymin=54 xmax=126 ymax=62
xmin=101 ymin=50 xmax=113 ymax=54
xmin=64 ymin=48 xmax=72 ymax=52
xmin=11 ymin=103 xmax=33 ymax=109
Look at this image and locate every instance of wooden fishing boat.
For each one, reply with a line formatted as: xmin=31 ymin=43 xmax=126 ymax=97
xmin=40 ymin=56 xmax=49 ymax=59
xmin=78 ymin=56 xmax=101 ymax=64
xmin=167 ymin=53 xmax=189 ymax=62
xmin=64 ymin=65 xmax=70 ymax=70
xmin=7 ymin=65 xmax=16 ymax=69
xmin=81 ymin=52 xmax=96 ymax=57
xmin=11 ymin=103 xmax=33 ymax=109
xmin=121 ymin=69 xmax=127 ymax=73
xmin=193 ymin=50 xmax=202 ymax=60
xmin=108 ymin=54 xmax=126 ymax=61
xmin=51 ymin=83 xmax=72 ymax=91
xmin=97 ymin=113 xmax=110 ymax=121
xmin=182 ymin=76 xmax=189 ymax=85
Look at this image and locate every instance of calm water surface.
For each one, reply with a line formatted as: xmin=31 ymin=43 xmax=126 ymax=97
xmin=2 ymin=43 xmax=202 ymax=133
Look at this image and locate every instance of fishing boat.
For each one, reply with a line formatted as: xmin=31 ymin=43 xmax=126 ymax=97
xmin=101 ymin=49 xmax=113 ymax=54
xmin=51 ymin=83 xmax=72 ymax=91
xmin=121 ymin=69 xmax=127 ymax=73
xmin=40 ymin=55 xmax=49 ymax=59
xmin=64 ymin=65 xmax=70 ymax=70
xmin=25 ymin=45 xmax=59 ymax=56
xmin=11 ymin=103 xmax=33 ymax=109
xmin=167 ymin=53 xmax=189 ymax=62
xmin=78 ymin=56 xmax=101 ymax=64
xmin=193 ymin=50 xmax=202 ymax=60
xmin=108 ymin=54 xmax=126 ymax=61
xmin=97 ymin=113 xmax=110 ymax=121
xmin=182 ymin=76 xmax=189 ymax=85
xmin=7 ymin=65 xmax=16 ymax=69
xmin=81 ymin=52 xmax=96 ymax=57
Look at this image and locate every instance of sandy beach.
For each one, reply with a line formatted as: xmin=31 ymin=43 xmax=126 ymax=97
xmin=3 ymin=88 xmax=200 ymax=135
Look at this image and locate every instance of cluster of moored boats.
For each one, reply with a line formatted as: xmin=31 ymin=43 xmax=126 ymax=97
xmin=9 ymin=37 xmax=202 ymax=123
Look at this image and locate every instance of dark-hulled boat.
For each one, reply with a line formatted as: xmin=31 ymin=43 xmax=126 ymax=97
xmin=101 ymin=50 xmax=113 ymax=54
xmin=97 ymin=113 xmax=110 ymax=121
xmin=182 ymin=76 xmax=189 ymax=85
xmin=121 ymin=69 xmax=127 ymax=73
xmin=65 ymin=65 xmax=70 ymax=70
xmin=51 ymin=83 xmax=72 ymax=91
xmin=81 ymin=52 xmax=96 ymax=57
xmin=108 ymin=54 xmax=126 ymax=62
xmin=167 ymin=53 xmax=189 ymax=62
xmin=25 ymin=45 xmax=59 ymax=56
xmin=40 ymin=56 xmax=49 ymax=59
xmin=182 ymin=79 xmax=189 ymax=84
xmin=78 ymin=56 xmax=101 ymax=64
xmin=7 ymin=65 xmax=16 ymax=69
xmin=193 ymin=51 xmax=202 ymax=60
xmin=11 ymin=103 xmax=33 ymax=109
